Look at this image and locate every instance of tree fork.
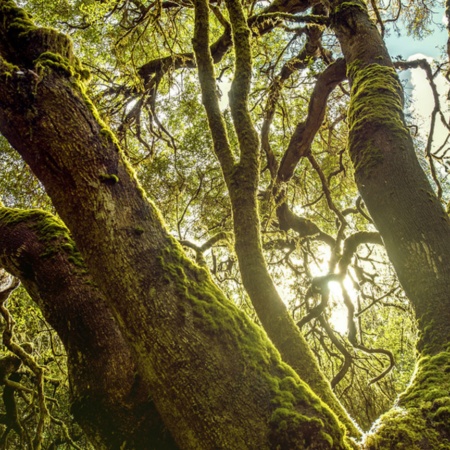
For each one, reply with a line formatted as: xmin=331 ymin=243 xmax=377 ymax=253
xmin=0 ymin=2 xmax=351 ymax=448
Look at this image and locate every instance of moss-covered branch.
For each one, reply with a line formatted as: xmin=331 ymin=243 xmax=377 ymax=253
xmin=192 ymin=0 xmax=235 ymax=177
xmin=225 ymin=0 xmax=259 ymax=172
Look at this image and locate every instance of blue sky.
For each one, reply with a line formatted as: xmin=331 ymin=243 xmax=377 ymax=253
xmin=385 ymin=6 xmax=447 ymax=59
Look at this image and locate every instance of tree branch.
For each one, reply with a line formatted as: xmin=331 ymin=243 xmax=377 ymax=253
xmin=0 ymin=208 xmax=176 ymax=449
xmin=277 ymin=58 xmax=347 ymax=182
xmin=192 ymin=0 xmax=235 ymax=177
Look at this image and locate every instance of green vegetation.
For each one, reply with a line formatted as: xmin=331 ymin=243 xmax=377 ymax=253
xmin=0 ymin=207 xmax=85 ymax=269
xmin=366 ymin=351 xmax=450 ymax=449
xmin=347 ymin=62 xmax=410 ymax=176
xmin=0 ymin=0 xmax=448 ymax=447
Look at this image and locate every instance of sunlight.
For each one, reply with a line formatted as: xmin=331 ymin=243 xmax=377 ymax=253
xmin=328 ymin=281 xmax=348 ymax=334
xmin=309 ymin=244 xmax=331 ymax=277
xmin=328 ymin=277 xmax=358 ymax=334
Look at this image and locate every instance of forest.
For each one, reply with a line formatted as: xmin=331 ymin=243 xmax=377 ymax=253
xmin=0 ymin=0 xmax=449 ymax=448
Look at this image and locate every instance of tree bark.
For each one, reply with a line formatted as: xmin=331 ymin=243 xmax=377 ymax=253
xmin=0 ymin=2 xmax=350 ymax=448
xmin=0 ymin=207 xmax=178 ymax=449
xmin=331 ymin=0 xmax=450 ymax=447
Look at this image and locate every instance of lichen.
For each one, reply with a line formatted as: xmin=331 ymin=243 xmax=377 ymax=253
xmin=364 ymin=351 xmax=450 ymax=449
xmin=347 ymin=62 xmax=410 ymax=178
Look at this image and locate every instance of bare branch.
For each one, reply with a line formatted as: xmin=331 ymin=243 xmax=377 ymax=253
xmin=277 ymin=58 xmax=347 ymax=182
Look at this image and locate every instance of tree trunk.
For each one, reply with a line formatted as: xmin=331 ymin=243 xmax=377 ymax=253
xmin=192 ymin=0 xmax=359 ymax=437
xmin=0 ymin=2 xmax=350 ymax=448
xmin=331 ymin=0 xmax=450 ymax=447
xmin=0 ymin=207 xmax=178 ymax=449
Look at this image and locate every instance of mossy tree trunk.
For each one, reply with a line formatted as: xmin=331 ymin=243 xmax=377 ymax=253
xmin=331 ymin=0 xmax=450 ymax=447
xmin=0 ymin=1 xmax=351 ymax=448
xmin=192 ymin=0 xmax=359 ymax=437
xmin=1 ymin=0 xmax=450 ymax=448
xmin=0 ymin=208 xmax=178 ymax=449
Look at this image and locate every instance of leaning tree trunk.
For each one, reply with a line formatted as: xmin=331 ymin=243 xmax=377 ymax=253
xmin=331 ymin=0 xmax=450 ymax=447
xmin=0 ymin=1 xmax=353 ymax=448
xmin=192 ymin=0 xmax=359 ymax=437
xmin=0 ymin=207 xmax=178 ymax=449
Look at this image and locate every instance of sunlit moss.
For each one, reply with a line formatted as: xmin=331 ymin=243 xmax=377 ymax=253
xmin=347 ymin=62 xmax=410 ymax=178
xmin=364 ymin=351 xmax=450 ymax=449
xmin=0 ymin=208 xmax=85 ymax=269
xmin=159 ymin=240 xmax=352 ymax=449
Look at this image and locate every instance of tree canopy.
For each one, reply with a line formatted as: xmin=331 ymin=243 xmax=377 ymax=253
xmin=0 ymin=0 xmax=449 ymax=448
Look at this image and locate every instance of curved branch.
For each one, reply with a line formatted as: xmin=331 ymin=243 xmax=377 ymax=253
xmin=225 ymin=0 xmax=259 ymax=172
xmin=192 ymin=0 xmax=235 ymax=176
xmin=343 ymin=289 xmax=395 ymax=385
xmin=277 ymin=58 xmax=347 ymax=182
xmin=261 ymin=17 xmax=325 ymax=179
xmin=276 ymin=202 xmax=336 ymax=247
xmin=338 ymin=231 xmax=382 ymax=274
xmin=180 ymin=231 xmax=232 ymax=265
xmin=297 ymin=274 xmax=341 ymax=328
xmin=318 ymin=316 xmax=353 ymax=389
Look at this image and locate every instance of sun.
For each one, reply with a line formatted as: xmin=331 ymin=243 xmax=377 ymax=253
xmin=328 ymin=278 xmax=357 ymax=335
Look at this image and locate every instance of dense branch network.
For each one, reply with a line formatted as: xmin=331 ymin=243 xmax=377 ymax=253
xmin=1 ymin=0 xmax=449 ymax=444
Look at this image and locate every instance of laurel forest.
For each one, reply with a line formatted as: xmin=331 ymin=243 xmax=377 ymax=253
xmin=0 ymin=0 xmax=449 ymax=448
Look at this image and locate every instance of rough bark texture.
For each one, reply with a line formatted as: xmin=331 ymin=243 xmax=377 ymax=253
xmin=331 ymin=0 xmax=450 ymax=447
xmin=0 ymin=2 xmax=350 ymax=448
xmin=0 ymin=208 xmax=177 ymax=449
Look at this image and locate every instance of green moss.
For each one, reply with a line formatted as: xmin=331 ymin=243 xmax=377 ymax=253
xmin=2 ymin=5 xmax=143 ymax=205
xmin=0 ymin=56 xmax=19 ymax=78
xmin=347 ymin=62 xmax=410 ymax=177
xmin=134 ymin=226 xmax=144 ymax=235
xmin=159 ymin=239 xmax=350 ymax=449
xmin=365 ymin=351 xmax=450 ymax=449
xmin=333 ymin=0 xmax=366 ymax=15
xmin=268 ymin=372 xmax=346 ymax=449
xmin=0 ymin=1 xmax=90 ymax=81
xmin=0 ymin=207 xmax=86 ymax=270
xmin=99 ymin=173 xmax=119 ymax=184
xmin=34 ymin=51 xmax=90 ymax=81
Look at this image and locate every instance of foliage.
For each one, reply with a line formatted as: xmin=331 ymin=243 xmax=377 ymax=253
xmin=0 ymin=0 xmax=449 ymax=446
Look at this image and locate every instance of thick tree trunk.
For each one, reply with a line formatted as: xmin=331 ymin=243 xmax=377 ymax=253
xmin=192 ymin=0 xmax=359 ymax=438
xmin=0 ymin=207 xmax=178 ymax=449
xmin=0 ymin=2 xmax=350 ymax=448
xmin=331 ymin=0 xmax=450 ymax=447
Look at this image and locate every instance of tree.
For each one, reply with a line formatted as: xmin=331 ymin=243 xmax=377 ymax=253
xmin=0 ymin=0 xmax=449 ymax=448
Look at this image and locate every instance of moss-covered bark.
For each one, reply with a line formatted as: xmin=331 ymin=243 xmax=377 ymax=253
xmin=0 ymin=1 xmax=351 ymax=448
xmin=192 ymin=0 xmax=359 ymax=438
xmin=365 ymin=350 xmax=450 ymax=449
xmin=331 ymin=0 xmax=450 ymax=446
xmin=0 ymin=207 xmax=178 ymax=449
